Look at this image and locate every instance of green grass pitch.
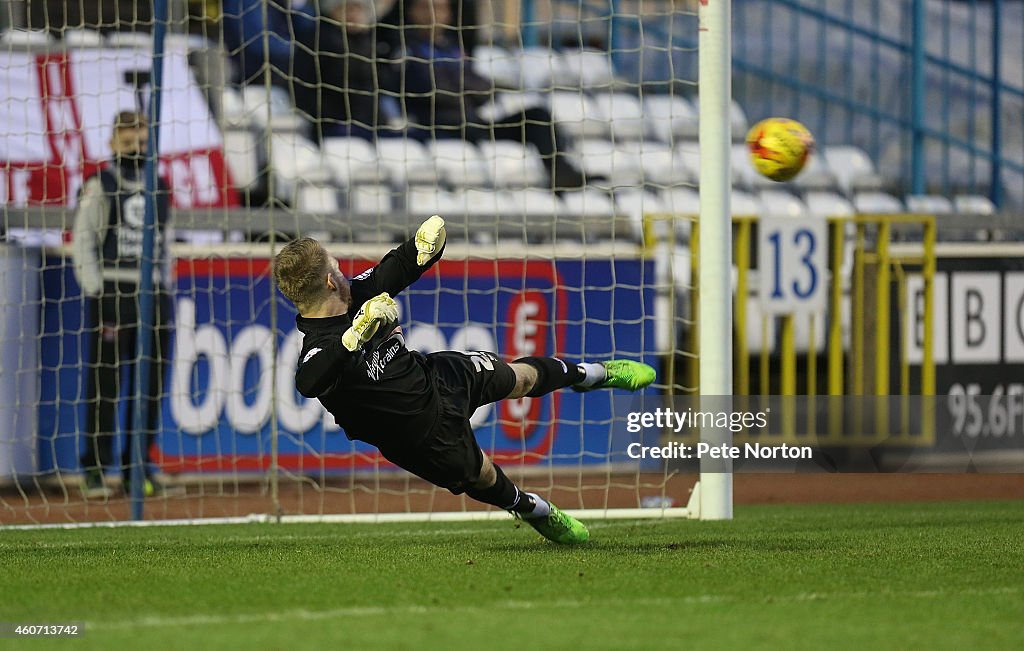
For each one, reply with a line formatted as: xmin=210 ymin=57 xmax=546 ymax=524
xmin=1 ymin=501 xmax=1021 ymax=650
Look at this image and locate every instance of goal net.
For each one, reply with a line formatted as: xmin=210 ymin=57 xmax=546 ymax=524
xmin=0 ymin=0 xmax=705 ymax=526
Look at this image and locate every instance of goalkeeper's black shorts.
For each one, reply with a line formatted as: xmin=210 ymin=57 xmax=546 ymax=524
xmin=376 ymin=351 xmax=516 ymax=495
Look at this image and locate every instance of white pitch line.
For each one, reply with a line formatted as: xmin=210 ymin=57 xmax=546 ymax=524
xmin=88 ymin=587 xmax=1022 ymax=631
xmin=0 ymin=520 xmax=652 ymax=548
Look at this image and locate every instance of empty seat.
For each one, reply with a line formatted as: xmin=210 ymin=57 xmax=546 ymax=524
xmin=643 ymin=95 xmax=699 ymax=143
xmin=823 ymin=145 xmax=885 ymax=194
xmin=240 ymin=85 xmax=304 ymax=132
xmin=549 ymin=91 xmax=607 ymax=139
xmin=614 ymin=141 xmax=690 ymax=187
xmin=458 ymin=188 xmax=510 ymax=216
xmin=63 ymin=28 xmax=104 ymax=47
xmin=222 ymin=129 xmax=261 ymax=189
xmin=853 ymin=191 xmax=904 ymax=214
xmin=349 ymin=184 xmax=393 ymax=214
xmin=472 ymin=44 xmax=520 ymax=89
xmin=615 ymin=189 xmax=669 ymax=243
xmin=953 ymin=194 xmax=996 ymax=215
xmin=758 ymin=190 xmax=808 ymax=218
xmin=731 ymin=143 xmax=777 ymax=191
xmin=295 ymin=183 xmax=341 ymax=214
xmin=557 ymin=48 xmax=619 ymax=90
xmin=477 ymin=141 xmax=546 ymax=188
xmin=407 ymin=187 xmax=462 ymax=215
xmin=731 ymin=189 xmax=761 ymax=217
xmin=674 ymin=145 xmax=702 ymax=184
xmin=905 ymin=194 xmax=955 ymax=214
xmin=269 ymin=133 xmax=329 ymax=201
xmin=105 ymin=31 xmax=153 ymax=49
xmin=575 ymin=140 xmax=643 ymax=186
xmin=505 ymin=188 xmax=562 ymax=216
xmin=428 ymin=140 xmax=489 ymax=187
xmin=591 ymin=92 xmax=648 ymax=141
xmin=375 ymin=139 xmax=438 ymax=186
xmin=559 ymin=189 xmax=617 ymax=218
xmin=791 ymin=149 xmax=840 ymax=192
xmin=322 ymin=137 xmax=386 ymax=185
xmin=660 ymin=186 xmax=701 ymax=217
xmin=0 ymin=29 xmax=53 ymax=46
xmin=730 ymin=100 xmax=750 ymax=142
xmin=517 ymin=47 xmax=569 ymax=91
xmin=804 ymin=191 xmax=855 ymax=219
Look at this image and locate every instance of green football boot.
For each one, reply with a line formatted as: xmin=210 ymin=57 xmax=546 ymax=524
xmin=523 ymin=503 xmax=590 ymax=545
xmin=575 ymin=360 xmax=656 ymax=392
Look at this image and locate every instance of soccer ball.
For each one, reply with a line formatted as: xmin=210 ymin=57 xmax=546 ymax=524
xmin=746 ymin=118 xmax=815 ymax=182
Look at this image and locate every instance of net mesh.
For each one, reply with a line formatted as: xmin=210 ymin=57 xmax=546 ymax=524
xmin=0 ymin=0 xmax=699 ymax=525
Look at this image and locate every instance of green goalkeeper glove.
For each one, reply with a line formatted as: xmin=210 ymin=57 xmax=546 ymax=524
xmin=342 ymin=292 xmax=399 ymax=352
xmin=415 ymin=215 xmax=446 ymax=266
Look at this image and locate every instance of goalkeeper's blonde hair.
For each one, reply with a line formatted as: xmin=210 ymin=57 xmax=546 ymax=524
xmin=273 ymin=238 xmax=332 ymax=313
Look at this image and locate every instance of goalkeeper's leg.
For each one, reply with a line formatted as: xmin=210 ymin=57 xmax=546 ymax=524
xmin=508 ymin=356 xmax=656 ymax=396
xmin=464 ymin=453 xmax=590 ymax=545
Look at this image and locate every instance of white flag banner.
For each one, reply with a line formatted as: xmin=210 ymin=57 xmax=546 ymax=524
xmin=0 ymin=47 xmax=237 ymax=208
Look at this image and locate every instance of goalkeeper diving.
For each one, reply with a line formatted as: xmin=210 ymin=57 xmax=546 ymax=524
xmin=272 ymin=216 xmax=656 ymax=544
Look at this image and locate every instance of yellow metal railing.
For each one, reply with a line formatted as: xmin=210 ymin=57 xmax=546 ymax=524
xmin=642 ymin=212 xmax=937 ymax=447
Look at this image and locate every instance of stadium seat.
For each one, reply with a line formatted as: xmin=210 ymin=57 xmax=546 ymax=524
xmin=269 ymin=133 xmax=330 ymax=202
xmin=557 ymin=48 xmax=621 ymax=90
xmin=239 ymin=85 xmax=304 ymax=132
xmin=758 ymin=190 xmax=808 ymax=218
xmin=659 ymin=186 xmax=701 ymax=241
xmin=428 ymin=140 xmax=490 ymax=187
xmin=322 ymin=137 xmax=386 ymax=186
xmin=905 ymin=194 xmax=955 ymax=214
xmin=731 ymin=143 xmax=776 ymax=191
xmin=375 ymin=139 xmax=438 ymax=187
xmin=220 ymin=88 xmax=249 ymax=128
xmin=660 ymin=186 xmax=701 ymax=217
xmin=791 ymin=150 xmax=840 ymax=192
xmin=954 ymin=194 xmax=997 ymax=215
xmin=853 ymin=191 xmax=904 ymax=214
xmin=559 ymin=189 xmax=617 ymax=218
xmin=476 ymin=90 xmax=548 ymax=123
xmin=590 ymin=93 xmax=648 ymax=141
xmin=105 ymin=31 xmax=153 ymax=49
xmin=477 ymin=141 xmax=547 ymax=188
xmin=574 ymin=140 xmax=643 ymax=187
xmin=804 ymin=191 xmax=855 ymax=219
xmin=459 ymin=188 xmax=510 ymax=217
xmin=407 ymin=186 xmax=462 ymax=216
xmin=0 ymin=29 xmax=52 ymax=46
xmin=730 ymin=100 xmax=750 ymax=142
xmin=614 ymin=188 xmax=669 ymax=243
xmin=349 ymin=183 xmax=393 ymax=214
xmin=63 ymin=28 xmax=104 ymax=47
xmin=517 ymin=46 xmax=569 ymax=91
xmin=643 ymin=95 xmax=699 ymax=143
xmin=823 ymin=145 xmax=886 ymax=194
xmin=506 ymin=188 xmax=562 ymax=216
xmin=472 ymin=44 xmax=520 ymax=89
xmin=674 ymin=145 xmax=702 ymax=184
xmin=732 ymin=189 xmax=761 ymax=217
xmin=614 ymin=141 xmax=691 ymax=187
xmin=221 ymin=128 xmax=261 ymax=189
xmin=295 ymin=182 xmax=341 ymax=214
xmin=549 ymin=91 xmax=607 ymax=139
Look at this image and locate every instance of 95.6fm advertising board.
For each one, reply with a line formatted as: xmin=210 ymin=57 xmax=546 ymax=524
xmin=37 ymin=253 xmax=657 ymax=474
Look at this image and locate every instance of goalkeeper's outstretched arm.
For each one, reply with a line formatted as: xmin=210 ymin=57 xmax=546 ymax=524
xmin=348 ymin=216 xmax=446 ymax=308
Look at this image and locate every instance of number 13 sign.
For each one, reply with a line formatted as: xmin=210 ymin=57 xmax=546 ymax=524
xmin=757 ymin=216 xmax=827 ymax=315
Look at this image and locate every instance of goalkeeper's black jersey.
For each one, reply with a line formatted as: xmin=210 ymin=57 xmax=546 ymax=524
xmin=293 ymin=238 xmax=442 ymax=445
